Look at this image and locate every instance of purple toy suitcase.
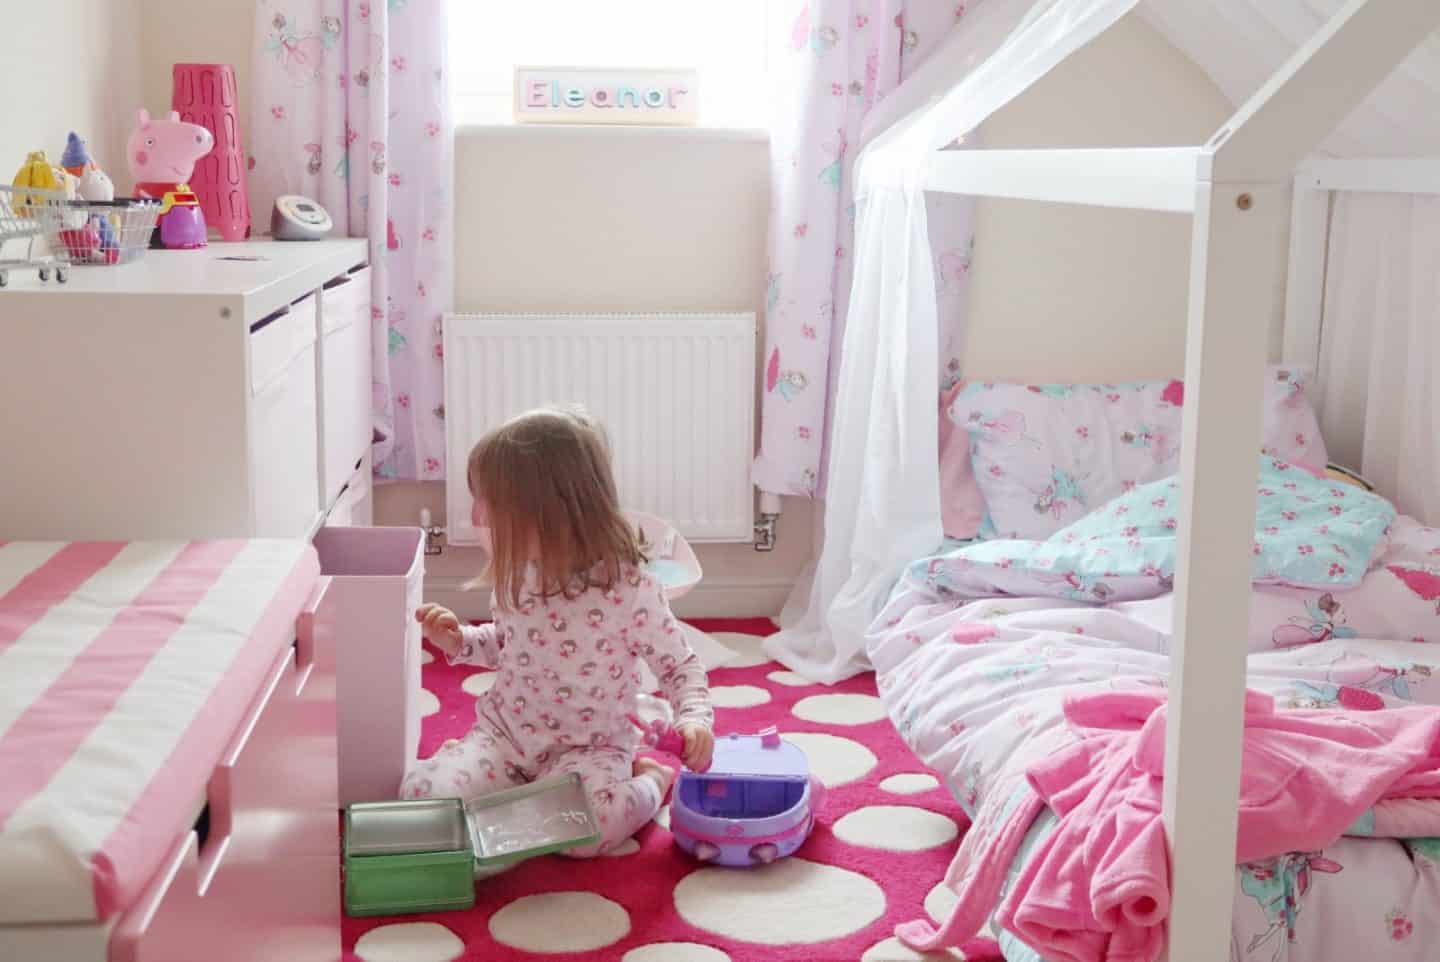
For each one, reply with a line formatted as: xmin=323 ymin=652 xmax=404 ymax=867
xmin=670 ymin=728 xmax=824 ymax=867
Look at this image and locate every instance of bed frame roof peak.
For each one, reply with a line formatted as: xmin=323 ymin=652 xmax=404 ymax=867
xmin=902 ymin=0 xmax=1440 ymax=211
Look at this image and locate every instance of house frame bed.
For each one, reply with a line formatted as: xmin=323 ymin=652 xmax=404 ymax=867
xmin=854 ymin=1 xmax=1440 ymax=959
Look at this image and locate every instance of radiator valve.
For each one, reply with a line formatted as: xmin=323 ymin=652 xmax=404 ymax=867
xmin=754 ymin=512 xmax=778 ymax=552
xmin=754 ymin=506 xmax=777 ymax=553
xmin=754 ymin=491 xmax=782 ymax=552
xmin=419 ymin=509 xmax=444 ymax=557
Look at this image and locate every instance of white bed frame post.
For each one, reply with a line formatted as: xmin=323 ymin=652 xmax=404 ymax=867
xmin=1165 ymin=3 xmax=1440 ymax=960
xmin=1162 ymin=177 xmax=1281 ymax=962
xmin=1281 ymin=175 xmax=1330 ymax=373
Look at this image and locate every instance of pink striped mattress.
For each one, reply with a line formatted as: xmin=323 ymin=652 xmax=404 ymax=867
xmin=0 ymin=540 xmax=320 ymax=925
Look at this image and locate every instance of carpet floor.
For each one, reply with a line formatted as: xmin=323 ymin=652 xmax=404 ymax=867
xmin=342 ymin=618 xmax=1002 ymax=962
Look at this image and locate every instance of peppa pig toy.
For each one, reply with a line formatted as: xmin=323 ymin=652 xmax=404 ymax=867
xmin=127 ymin=108 xmax=214 ymax=248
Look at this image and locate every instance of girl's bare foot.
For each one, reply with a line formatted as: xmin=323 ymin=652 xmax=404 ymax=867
xmin=635 ymin=756 xmax=677 ymax=797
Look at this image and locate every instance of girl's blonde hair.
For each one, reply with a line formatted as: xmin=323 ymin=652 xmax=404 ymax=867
xmin=468 ymin=405 xmax=644 ymax=609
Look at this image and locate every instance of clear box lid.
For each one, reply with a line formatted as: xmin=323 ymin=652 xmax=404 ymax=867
xmin=466 ymin=772 xmax=601 ymax=865
xmin=695 ymin=732 xmax=809 ymax=783
xmin=345 ymin=799 xmax=469 ymax=856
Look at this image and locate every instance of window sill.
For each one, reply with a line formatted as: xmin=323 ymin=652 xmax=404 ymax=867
xmin=454 ymin=122 xmax=769 ymax=143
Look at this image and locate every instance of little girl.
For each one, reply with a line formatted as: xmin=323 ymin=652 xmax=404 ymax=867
xmin=401 ymin=405 xmax=715 ymax=856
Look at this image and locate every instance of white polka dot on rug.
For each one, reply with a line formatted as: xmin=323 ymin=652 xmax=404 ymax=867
xmin=709 ymin=684 xmax=772 ymax=708
xmin=880 ymin=773 xmax=940 ymax=795
xmin=461 ymin=671 xmax=496 ymax=696
xmin=419 ymin=647 xmax=434 ymax=665
xmin=861 ymin=935 xmax=969 ymax=961
xmin=603 ymin=838 xmax=640 ymax=857
xmin=354 ymin=922 xmax=463 ymax=962
xmin=782 ymin=732 xmax=878 ymax=787
xmin=623 ymin=943 xmax=731 ymax=962
xmin=489 ymin=892 xmax=630 ymax=953
xmin=417 ymin=688 xmax=440 ymax=717
xmin=925 ymin=881 xmax=959 ymax=925
xmin=834 ymin=805 xmax=959 ymax=852
xmin=792 ymin=693 xmax=888 ymax=725
xmin=767 ymin=669 xmax=812 ymax=687
xmin=706 ymin=631 xmax=773 ymax=668
xmin=674 ymin=858 xmax=885 ymax=944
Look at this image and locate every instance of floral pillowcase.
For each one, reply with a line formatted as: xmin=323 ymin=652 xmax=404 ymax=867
xmin=948 ymin=366 xmax=1328 ymax=540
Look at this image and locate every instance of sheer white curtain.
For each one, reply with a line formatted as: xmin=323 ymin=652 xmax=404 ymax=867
xmin=766 ymin=0 xmax=1141 ymax=682
xmin=1318 ymin=193 xmax=1440 ymax=525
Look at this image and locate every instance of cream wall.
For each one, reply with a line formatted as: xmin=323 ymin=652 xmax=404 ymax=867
xmin=385 ymin=125 xmax=818 ymax=620
xmin=0 ymin=0 xmax=144 ymax=194
xmin=138 ymin=0 xmax=253 ymax=130
xmin=963 ymin=13 xmax=1238 ymax=382
xmin=120 ymin=4 xmax=1242 ymax=618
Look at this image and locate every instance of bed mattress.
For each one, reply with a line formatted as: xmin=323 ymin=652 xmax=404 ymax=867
xmin=869 ymin=515 xmax=1440 ymax=962
xmin=0 ymin=540 xmax=320 ymax=925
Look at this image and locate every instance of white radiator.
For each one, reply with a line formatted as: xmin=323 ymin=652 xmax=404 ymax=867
xmin=442 ymin=312 xmax=758 ymax=546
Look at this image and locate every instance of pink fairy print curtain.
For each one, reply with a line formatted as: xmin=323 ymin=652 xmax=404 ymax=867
xmin=250 ymin=0 xmax=453 ymax=482
xmin=753 ymin=0 xmax=976 ymax=499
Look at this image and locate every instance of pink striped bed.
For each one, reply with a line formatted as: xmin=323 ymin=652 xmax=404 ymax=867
xmin=0 ymin=540 xmax=320 ymax=925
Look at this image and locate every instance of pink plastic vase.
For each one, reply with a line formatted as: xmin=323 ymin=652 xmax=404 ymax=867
xmin=171 ymin=63 xmax=251 ymax=242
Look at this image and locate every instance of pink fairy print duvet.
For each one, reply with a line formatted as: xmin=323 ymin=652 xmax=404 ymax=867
xmin=869 ymin=513 xmax=1440 ymax=962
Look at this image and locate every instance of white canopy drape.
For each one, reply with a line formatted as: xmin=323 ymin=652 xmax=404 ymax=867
xmin=765 ymin=0 xmax=1142 ymax=683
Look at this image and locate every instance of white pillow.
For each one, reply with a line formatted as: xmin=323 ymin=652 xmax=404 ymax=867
xmin=952 ymin=366 xmax=1327 ymax=539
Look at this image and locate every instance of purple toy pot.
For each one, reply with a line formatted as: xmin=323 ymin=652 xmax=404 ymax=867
xmin=158 ymin=204 xmax=207 ymax=250
xmin=670 ymin=729 xmax=822 ymax=867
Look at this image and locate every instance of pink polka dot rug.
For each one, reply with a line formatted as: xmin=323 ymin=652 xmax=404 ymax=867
xmin=343 ymin=618 xmax=1002 ymax=962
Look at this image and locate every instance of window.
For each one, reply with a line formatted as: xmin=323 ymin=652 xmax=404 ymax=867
xmin=451 ymin=1 xmax=773 ymax=129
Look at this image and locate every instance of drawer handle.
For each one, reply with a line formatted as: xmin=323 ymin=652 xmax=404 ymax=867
xmin=108 ymin=831 xmax=200 ymax=962
xmin=294 ymin=577 xmax=331 ymax=695
xmin=249 ymin=304 xmax=290 ymax=334
xmin=196 ymin=641 xmax=294 ymax=893
xmin=250 ymin=340 xmax=314 ymax=397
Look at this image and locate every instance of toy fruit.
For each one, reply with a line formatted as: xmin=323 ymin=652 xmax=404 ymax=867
xmin=12 ymin=150 xmax=60 ymax=213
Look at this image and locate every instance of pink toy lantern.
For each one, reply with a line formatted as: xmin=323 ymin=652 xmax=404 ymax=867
xmin=172 ymin=63 xmax=251 ymax=242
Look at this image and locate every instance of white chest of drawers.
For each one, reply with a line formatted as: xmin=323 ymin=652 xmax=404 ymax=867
xmin=0 ymin=239 xmax=373 ymax=539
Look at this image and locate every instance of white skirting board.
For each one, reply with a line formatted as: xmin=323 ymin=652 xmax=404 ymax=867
xmin=424 ymin=575 xmax=792 ymax=622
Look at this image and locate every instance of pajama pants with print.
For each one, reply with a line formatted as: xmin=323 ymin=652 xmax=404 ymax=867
xmin=400 ymin=723 xmax=664 ymax=857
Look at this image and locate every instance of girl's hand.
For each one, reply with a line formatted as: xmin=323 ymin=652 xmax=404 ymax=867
xmin=415 ymin=603 xmax=463 ymax=656
xmin=677 ymin=723 xmax=715 ymax=773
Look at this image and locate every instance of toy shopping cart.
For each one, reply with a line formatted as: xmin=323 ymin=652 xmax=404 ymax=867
xmin=22 ymin=188 xmax=161 ymax=274
xmin=0 ymin=186 xmax=162 ymax=286
xmin=0 ymin=184 xmax=63 ymax=287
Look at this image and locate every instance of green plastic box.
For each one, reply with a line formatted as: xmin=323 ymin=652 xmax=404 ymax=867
xmin=344 ymin=798 xmax=475 ymax=916
xmin=343 ymin=774 xmax=601 ymax=917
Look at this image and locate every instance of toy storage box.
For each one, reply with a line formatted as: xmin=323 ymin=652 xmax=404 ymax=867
xmin=343 ymin=774 xmax=601 ymax=917
xmin=314 ymin=526 xmax=425 ymax=805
